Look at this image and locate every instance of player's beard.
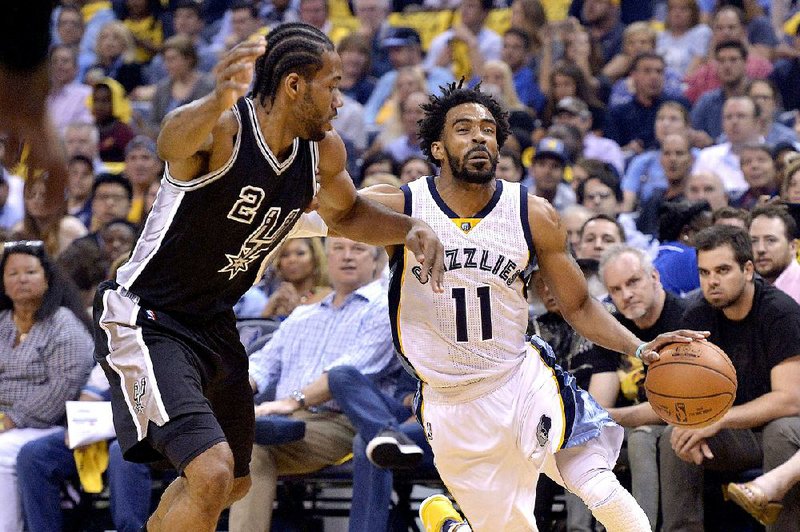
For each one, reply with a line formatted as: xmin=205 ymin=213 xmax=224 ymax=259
xmin=299 ymin=91 xmax=333 ymax=142
xmin=446 ymin=146 xmax=497 ymax=184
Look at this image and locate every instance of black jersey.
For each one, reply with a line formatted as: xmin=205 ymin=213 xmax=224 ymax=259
xmin=117 ymin=97 xmax=318 ymax=317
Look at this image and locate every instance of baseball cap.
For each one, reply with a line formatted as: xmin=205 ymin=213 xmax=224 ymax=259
xmin=534 ymin=137 xmax=568 ymax=166
xmin=382 ymin=27 xmax=421 ymax=49
xmin=555 ymin=97 xmax=590 ymax=118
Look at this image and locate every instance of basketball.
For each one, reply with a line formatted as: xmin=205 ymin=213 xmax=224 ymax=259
xmin=645 ymin=340 xmax=737 ymax=428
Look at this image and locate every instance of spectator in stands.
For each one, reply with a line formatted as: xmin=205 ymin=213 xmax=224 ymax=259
xmin=0 ymin=139 xmax=24 ymax=230
xmin=120 ymin=0 xmax=163 ymax=65
xmin=337 ymin=35 xmax=376 ymax=106
xmin=553 ymin=96 xmax=624 ymax=175
xmin=576 ymin=162 xmax=623 ymax=217
xmin=527 ymin=137 xmax=575 ymax=212
xmin=606 ymin=53 xmax=689 ymax=156
xmin=364 ymin=27 xmax=453 ymax=126
xmin=653 ymin=199 xmax=711 ymax=295
xmin=146 ymin=0 xmax=217 ymax=84
xmin=47 ymin=45 xmax=94 ymax=134
xmin=691 ymin=40 xmax=750 ymax=141
xmin=87 ymin=173 xmax=133 ymax=234
xmin=662 ymin=225 xmax=800 ymax=532
xmin=259 ymin=0 xmax=298 ymax=27
xmin=657 ymin=0 xmax=711 ymax=77
xmin=57 ymin=231 xmax=109 ymax=311
xmin=91 ymin=79 xmax=136 ymax=163
xmin=502 ymin=28 xmax=545 ymax=114
xmin=63 ymin=122 xmax=108 ymax=174
xmin=578 ymin=0 xmax=625 ymax=63
xmin=685 ymin=171 xmax=729 ymax=209
xmin=424 ymin=0 xmax=502 ymax=80
xmin=575 ymin=213 xmax=626 ymax=261
xmin=146 ymin=35 xmax=215 ymax=138
xmin=693 ymin=95 xmax=763 ymax=197
xmin=769 ymin=25 xmax=800 ymax=114
xmin=509 ymin=0 xmax=546 ymax=52
xmin=359 ymin=152 xmax=396 ymax=186
xmin=12 ymin=176 xmax=88 ymax=258
xmin=370 ymin=66 xmax=427 ymax=136
xmin=541 ymin=62 xmax=605 ymax=132
xmin=562 ymin=204 xmax=593 ymax=253
xmin=225 ymin=1 xmax=265 ymax=51
xmin=600 ymin=245 xmax=689 ymax=530
xmin=229 ymin=237 xmax=396 ymax=531
xmin=399 ymin=156 xmax=434 ymax=185
xmin=261 ymin=237 xmax=331 ymax=319
xmin=55 ymin=5 xmax=85 ymax=50
xmin=352 ymin=0 xmax=392 ymax=78
xmin=299 ymin=0 xmax=332 ymax=34
xmin=782 ymin=158 xmax=800 ymax=203
xmin=637 ymin=133 xmax=694 ymax=238
xmin=734 ymin=143 xmax=780 ymax=209
xmin=85 ymin=21 xmax=145 ymax=95
xmin=715 ymin=0 xmax=778 ymax=57
xmin=66 ymin=155 xmax=95 ymax=228
xmin=17 ymin=364 xmax=153 ymax=532
xmin=622 ymin=103 xmax=693 ymax=211
xmin=606 ymin=22 xmax=685 ymax=108
xmin=383 ymin=91 xmax=427 ymax=164
xmin=749 ymin=202 xmax=800 ymax=304
xmin=712 ymin=205 xmax=751 ymax=229
xmin=76 ymin=0 xmax=118 ymax=77
xmin=747 ymin=79 xmax=799 ymax=146
xmin=121 ymin=136 xmax=162 ymax=225
xmin=0 ymin=241 xmax=94 ymax=531
xmin=496 ymin=148 xmax=524 ymax=184
xmin=684 ymin=5 xmax=772 ymax=104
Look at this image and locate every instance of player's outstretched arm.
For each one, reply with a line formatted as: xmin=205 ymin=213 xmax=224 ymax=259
xmin=529 ymin=195 xmax=706 ymax=361
xmin=156 ymin=38 xmax=266 ymax=181
xmin=316 ymin=134 xmax=444 ymax=291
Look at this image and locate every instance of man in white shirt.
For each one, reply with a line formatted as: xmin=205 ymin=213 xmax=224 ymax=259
xmin=693 ymin=95 xmax=763 ymax=199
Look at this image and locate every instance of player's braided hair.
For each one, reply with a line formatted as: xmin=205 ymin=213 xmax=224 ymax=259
xmin=251 ymin=22 xmax=334 ymax=106
xmin=418 ymin=80 xmax=510 ymax=167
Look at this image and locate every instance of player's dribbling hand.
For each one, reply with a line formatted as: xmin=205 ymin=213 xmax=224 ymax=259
xmin=638 ymin=329 xmax=710 ymax=364
xmin=406 ymin=220 xmax=445 ymax=293
xmin=213 ymin=36 xmax=267 ymax=110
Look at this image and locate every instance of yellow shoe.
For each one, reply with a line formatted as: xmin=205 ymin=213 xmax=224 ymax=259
xmin=419 ymin=494 xmax=466 ymax=532
xmin=724 ymin=482 xmax=783 ymax=526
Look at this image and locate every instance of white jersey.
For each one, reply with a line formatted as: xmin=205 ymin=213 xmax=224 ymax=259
xmin=390 ymin=177 xmax=535 ymax=399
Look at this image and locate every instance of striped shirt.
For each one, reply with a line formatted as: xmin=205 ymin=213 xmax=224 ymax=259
xmin=249 ymin=280 xmax=397 ymax=407
xmin=0 ymin=308 xmax=94 ymax=428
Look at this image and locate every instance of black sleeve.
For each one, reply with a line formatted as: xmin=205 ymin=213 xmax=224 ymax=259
xmin=589 ymin=345 xmax=622 ymax=374
xmin=763 ymin=295 xmax=800 ymax=369
xmin=0 ymin=2 xmax=55 ymax=71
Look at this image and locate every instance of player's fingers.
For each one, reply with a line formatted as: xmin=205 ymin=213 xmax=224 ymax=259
xmin=426 ymin=238 xmax=445 ymax=293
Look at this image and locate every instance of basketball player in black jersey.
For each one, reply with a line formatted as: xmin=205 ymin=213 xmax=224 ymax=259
xmin=93 ymin=24 xmax=444 ymax=532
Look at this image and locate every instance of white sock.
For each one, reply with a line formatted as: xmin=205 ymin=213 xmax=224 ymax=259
xmin=590 ymin=488 xmax=651 ymax=532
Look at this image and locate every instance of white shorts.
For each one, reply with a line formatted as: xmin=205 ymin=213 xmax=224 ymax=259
xmin=419 ymin=347 xmax=623 ymax=532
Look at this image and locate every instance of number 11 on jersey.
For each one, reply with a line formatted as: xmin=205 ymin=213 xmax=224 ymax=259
xmin=451 ymin=286 xmax=493 ymax=342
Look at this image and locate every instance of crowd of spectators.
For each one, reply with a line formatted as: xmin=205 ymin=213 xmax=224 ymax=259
xmin=1 ymin=0 xmax=800 ymax=530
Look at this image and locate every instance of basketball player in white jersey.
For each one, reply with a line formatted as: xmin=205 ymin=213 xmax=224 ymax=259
xmin=360 ymin=82 xmax=708 ymax=531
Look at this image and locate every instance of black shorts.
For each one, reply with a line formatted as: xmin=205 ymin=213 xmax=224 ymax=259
xmin=93 ymin=281 xmax=254 ymax=477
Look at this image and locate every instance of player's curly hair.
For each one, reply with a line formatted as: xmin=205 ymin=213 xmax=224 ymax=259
xmin=251 ymin=22 xmax=334 ymax=106
xmin=418 ymin=80 xmax=510 ymax=167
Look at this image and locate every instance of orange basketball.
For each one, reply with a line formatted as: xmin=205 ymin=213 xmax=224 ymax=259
xmin=644 ymin=340 xmax=737 ymax=428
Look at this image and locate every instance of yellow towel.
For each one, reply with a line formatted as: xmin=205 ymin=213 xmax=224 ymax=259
xmin=74 ymin=441 xmax=110 ymax=494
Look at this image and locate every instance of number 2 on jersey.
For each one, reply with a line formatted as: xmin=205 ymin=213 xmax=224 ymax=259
xmin=451 ymin=286 xmax=493 ymax=342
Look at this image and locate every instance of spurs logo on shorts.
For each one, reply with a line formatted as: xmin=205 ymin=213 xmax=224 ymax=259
xmin=425 ymin=421 xmax=433 ymax=441
xmin=536 ymin=414 xmax=551 ymax=447
xmin=133 ymin=377 xmax=147 ymax=414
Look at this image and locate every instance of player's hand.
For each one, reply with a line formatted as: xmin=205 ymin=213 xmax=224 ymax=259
xmin=638 ymin=329 xmax=710 ymax=364
xmin=213 ymin=36 xmax=266 ymax=110
xmin=406 ymin=220 xmax=445 ymax=293
xmin=254 ymin=398 xmax=299 ymax=417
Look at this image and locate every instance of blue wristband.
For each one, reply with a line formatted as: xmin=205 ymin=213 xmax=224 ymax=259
xmin=635 ymin=343 xmax=647 ymax=360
